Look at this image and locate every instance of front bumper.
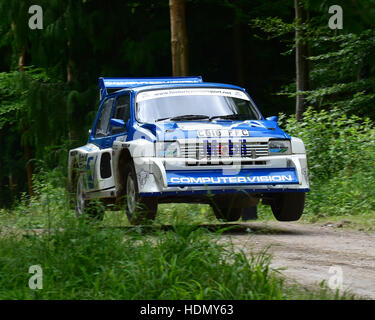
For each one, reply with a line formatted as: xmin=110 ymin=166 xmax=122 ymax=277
xmin=132 ymin=154 xmax=309 ymax=197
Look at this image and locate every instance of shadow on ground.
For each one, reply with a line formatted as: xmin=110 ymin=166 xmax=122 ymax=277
xmin=100 ymin=222 xmax=311 ymax=236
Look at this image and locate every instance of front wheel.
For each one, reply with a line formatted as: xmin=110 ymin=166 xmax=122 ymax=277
xmin=270 ymin=192 xmax=305 ymax=221
xmin=124 ymin=163 xmax=157 ymax=225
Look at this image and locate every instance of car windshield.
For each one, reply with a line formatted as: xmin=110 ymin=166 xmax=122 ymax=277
xmin=135 ymin=88 xmax=261 ymax=123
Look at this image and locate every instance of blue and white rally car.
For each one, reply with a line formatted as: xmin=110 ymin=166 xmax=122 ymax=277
xmin=68 ymin=76 xmax=309 ymax=223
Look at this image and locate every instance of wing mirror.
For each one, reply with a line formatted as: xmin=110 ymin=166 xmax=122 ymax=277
xmin=110 ymin=118 xmax=126 ymax=134
xmin=266 ymin=116 xmax=278 ymax=123
xmin=110 ymin=118 xmax=126 ymax=128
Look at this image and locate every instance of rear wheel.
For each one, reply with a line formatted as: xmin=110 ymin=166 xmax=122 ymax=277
xmin=270 ymin=192 xmax=305 ymax=221
xmin=241 ymin=206 xmax=258 ymax=221
xmin=211 ymin=200 xmax=241 ymax=222
xmin=124 ymin=162 xmax=157 ymax=225
xmin=75 ymin=175 xmax=105 ymax=221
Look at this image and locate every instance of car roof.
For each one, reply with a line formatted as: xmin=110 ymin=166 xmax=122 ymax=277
xmin=109 ymin=82 xmax=248 ymax=97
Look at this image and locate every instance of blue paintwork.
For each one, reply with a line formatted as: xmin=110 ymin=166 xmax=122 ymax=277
xmin=166 ymin=168 xmax=299 ymax=187
xmin=99 ymin=76 xmax=203 ymax=100
xmin=134 ymin=120 xmax=289 ymax=141
xmin=266 ymin=116 xmax=278 ymax=122
xmin=88 ymin=76 xmax=291 ymax=149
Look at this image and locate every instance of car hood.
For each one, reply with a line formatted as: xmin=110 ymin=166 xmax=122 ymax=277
xmin=137 ymin=120 xmax=290 ymax=141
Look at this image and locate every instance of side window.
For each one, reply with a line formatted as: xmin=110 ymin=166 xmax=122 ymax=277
xmin=95 ymin=98 xmax=114 ymax=137
xmin=111 ymin=94 xmax=130 ymax=134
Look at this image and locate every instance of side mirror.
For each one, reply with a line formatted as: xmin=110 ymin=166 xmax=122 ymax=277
xmin=110 ymin=118 xmax=126 ymax=128
xmin=110 ymin=118 xmax=126 ymax=135
xmin=266 ymin=116 xmax=278 ymax=123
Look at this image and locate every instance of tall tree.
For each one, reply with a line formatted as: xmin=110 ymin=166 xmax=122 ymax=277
xmin=9 ymin=4 xmax=35 ymax=196
xmin=294 ymin=0 xmax=310 ymax=121
xmin=169 ymin=0 xmax=189 ymax=76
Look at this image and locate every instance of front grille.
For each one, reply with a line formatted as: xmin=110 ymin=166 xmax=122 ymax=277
xmin=180 ymin=140 xmax=269 ymax=159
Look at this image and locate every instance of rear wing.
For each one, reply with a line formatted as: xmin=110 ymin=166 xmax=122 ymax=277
xmin=98 ymin=76 xmax=203 ymax=100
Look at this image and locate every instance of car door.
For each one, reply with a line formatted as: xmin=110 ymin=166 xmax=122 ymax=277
xmin=84 ymin=97 xmax=115 ymax=192
xmin=108 ymin=93 xmax=130 ymax=143
xmin=92 ymin=97 xmax=115 ymax=149
xmin=86 ymin=94 xmax=130 ymax=192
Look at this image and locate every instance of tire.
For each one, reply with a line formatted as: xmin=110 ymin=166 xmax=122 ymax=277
xmin=270 ymin=192 xmax=305 ymax=221
xmin=124 ymin=162 xmax=157 ymax=225
xmin=241 ymin=206 xmax=258 ymax=221
xmin=211 ymin=202 xmax=241 ymax=222
xmin=75 ymin=175 xmax=105 ymax=221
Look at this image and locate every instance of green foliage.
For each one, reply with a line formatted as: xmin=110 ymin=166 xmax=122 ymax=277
xmin=251 ymin=17 xmax=295 ymax=40
xmin=0 ymin=68 xmax=73 ymax=204
xmin=282 ymin=107 xmax=375 ymax=179
xmin=0 ymin=169 xmax=69 ymax=229
xmin=0 ymin=212 xmax=286 ymax=299
xmin=279 ymin=108 xmax=375 ymax=218
xmin=0 ymin=166 xmax=357 ymax=299
xmin=305 ymin=30 xmax=375 ymax=115
xmin=0 ymin=206 xmax=349 ymax=299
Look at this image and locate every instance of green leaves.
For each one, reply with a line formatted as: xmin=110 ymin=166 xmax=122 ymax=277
xmin=282 ymin=107 xmax=375 ymax=180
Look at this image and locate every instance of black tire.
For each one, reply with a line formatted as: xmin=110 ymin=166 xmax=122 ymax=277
xmin=211 ymin=201 xmax=241 ymax=222
xmin=242 ymin=206 xmax=258 ymax=221
xmin=124 ymin=162 xmax=157 ymax=225
xmin=75 ymin=175 xmax=105 ymax=221
xmin=270 ymin=192 xmax=305 ymax=221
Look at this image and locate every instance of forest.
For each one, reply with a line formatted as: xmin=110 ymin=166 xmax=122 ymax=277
xmin=1 ymin=0 xmax=375 ymax=211
xmin=0 ymin=0 xmax=375 ymax=300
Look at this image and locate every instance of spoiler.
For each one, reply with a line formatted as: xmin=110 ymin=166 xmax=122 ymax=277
xmin=98 ymin=76 xmax=203 ymax=100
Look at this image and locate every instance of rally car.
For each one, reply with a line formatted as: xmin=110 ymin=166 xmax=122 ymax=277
xmin=68 ymin=76 xmax=309 ymax=224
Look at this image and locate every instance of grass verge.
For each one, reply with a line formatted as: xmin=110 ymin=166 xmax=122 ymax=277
xmin=0 ymin=209 xmax=354 ymax=300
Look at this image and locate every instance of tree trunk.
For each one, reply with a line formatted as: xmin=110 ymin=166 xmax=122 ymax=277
xmin=67 ymin=40 xmax=73 ymax=83
xmin=294 ymin=0 xmax=310 ymax=121
xmin=169 ymin=0 xmax=189 ymax=76
xmin=19 ymin=50 xmax=34 ymax=196
xmin=23 ymin=131 xmax=34 ymax=196
xmin=12 ymin=21 xmax=34 ymax=195
xmin=18 ymin=48 xmax=26 ymax=72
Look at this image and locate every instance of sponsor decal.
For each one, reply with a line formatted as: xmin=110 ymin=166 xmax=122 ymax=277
xmin=136 ymin=88 xmax=250 ymax=102
xmin=86 ymin=156 xmax=95 ymax=189
xmin=167 ymin=168 xmax=299 ymax=186
xmin=169 ymin=175 xmax=294 ymax=185
xmin=81 ymin=145 xmax=93 ymax=152
xmin=138 ymin=171 xmax=149 ymax=188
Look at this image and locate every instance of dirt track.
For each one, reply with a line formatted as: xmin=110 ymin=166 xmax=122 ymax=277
xmin=224 ymin=222 xmax=375 ymax=299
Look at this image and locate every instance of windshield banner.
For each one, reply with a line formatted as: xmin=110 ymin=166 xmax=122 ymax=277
xmin=136 ymin=88 xmax=250 ymax=102
xmin=166 ymin=168 xmax=299 ymax=186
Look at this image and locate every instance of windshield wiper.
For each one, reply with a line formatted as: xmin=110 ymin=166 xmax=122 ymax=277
xmin=169 ymin=114 xmax=210 ymax=121
xmin=155 ymin=115 xmax=209 ymax=122
xmin=155 ymin=117 xmax=172 ymax=122
xmin=209 ymin=114 xmax=250 ymax=121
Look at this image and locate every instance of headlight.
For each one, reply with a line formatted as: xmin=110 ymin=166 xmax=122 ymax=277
xmin=155 ymin=141 xmax=180 ymax=157
xmin=268 ymin=140 xmax=291 ymax=155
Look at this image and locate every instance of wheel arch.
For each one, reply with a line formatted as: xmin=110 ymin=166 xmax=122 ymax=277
xmin=115 ymin=148 xmax=133 ymax=199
